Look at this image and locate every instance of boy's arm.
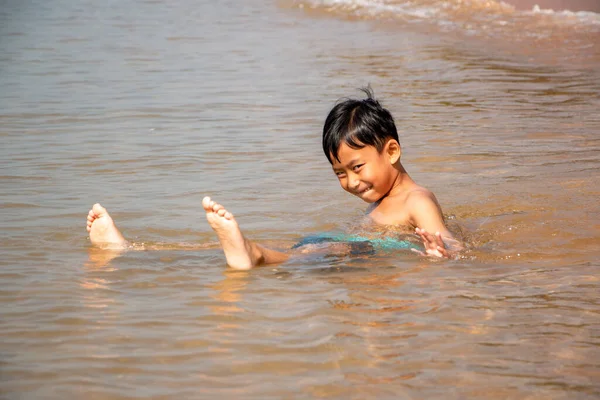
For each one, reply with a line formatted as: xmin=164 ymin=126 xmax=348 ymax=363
xmin=408 ymin=191 xmax=462 ymax=258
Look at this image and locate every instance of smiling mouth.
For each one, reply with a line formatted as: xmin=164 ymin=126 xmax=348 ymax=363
xmin=357 ymin=186 xmax=372 ymax=195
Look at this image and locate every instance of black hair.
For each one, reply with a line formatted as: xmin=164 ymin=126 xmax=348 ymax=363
xmin=322 ymin=87 xmax=399 ymax=164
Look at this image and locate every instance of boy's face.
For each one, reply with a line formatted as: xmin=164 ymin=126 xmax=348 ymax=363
xmin=331 ymin=141 xmax=400 ymax=203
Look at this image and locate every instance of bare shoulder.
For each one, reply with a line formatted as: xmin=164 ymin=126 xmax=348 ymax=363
xmin=404 ymin=186 xmax=446 ymax=228
xmin=405 ymin=185 xmax=440 ymax=207
xmin=405 ymin=186 xmax=461 ymax=249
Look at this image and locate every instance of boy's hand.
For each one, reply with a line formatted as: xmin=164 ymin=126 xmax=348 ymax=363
xmin=413 ymin=227 xmax=450 ymax=258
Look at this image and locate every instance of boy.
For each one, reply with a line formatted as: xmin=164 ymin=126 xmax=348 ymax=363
xmin=87 ymin=89 xmax=461 ymax=269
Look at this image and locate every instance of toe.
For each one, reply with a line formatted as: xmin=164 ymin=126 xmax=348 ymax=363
xmin=202 ymin=197 xmax=212 ymax=210
xmin=92 ymin=203 xmax=106 ymax=215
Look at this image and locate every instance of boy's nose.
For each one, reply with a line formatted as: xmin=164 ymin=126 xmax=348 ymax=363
xmin=349 ymin=175 xmax=360 ymax=189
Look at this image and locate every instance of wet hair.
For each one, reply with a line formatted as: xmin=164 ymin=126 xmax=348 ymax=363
xmin=322 ymin=87 xmax=399 ymax=164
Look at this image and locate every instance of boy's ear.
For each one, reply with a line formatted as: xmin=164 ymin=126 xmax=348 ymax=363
xmin=385 ymin=139 xmax=401 ymax=164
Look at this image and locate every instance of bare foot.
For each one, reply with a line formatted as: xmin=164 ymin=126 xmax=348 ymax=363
xmin=86 ymin=203 xmax=128 ymax=249
xmin=202 ymin=196 xmax=254 ymax=270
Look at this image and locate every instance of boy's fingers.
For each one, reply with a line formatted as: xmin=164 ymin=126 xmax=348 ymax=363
xmin=434 ymin=232 xmax=446 ymax=248
xmin=420 ymin=236 xmax=435 ymax=248
xmin=423 ymin=232 xmax=436 ymax=244
xmin=436 ymin=246 xmax=449 ymax=258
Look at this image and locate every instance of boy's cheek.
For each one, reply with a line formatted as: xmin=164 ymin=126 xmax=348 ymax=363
xmin=339 ymin=183 xmax=353 ymax=194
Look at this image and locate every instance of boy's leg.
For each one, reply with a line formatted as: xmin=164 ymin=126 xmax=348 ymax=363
xmin=86 ymin=203 xmax=129 ymax=249
xmin=85 ymin=199 xmax=289 ymax=269
xmin=202 ymin=197 xmax=289 ymax=270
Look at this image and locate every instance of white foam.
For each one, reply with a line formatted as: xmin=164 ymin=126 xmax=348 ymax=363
xmin=298 ymin=0 xmax=600 ymax=30
xmin=526 ymin=4 xmax=600 ymax=25
xmin=304 ymin=0 xmax=443 ymax=19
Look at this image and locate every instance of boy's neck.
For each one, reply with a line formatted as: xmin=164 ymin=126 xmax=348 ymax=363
xmin=387 ymin=161 xmax=413 ymax=197
xmin=367 ymin=162 xmax=415 ymax=215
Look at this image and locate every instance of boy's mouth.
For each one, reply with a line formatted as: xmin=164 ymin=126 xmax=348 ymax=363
xmin=357 ymin=186 xmax=372 ymax=195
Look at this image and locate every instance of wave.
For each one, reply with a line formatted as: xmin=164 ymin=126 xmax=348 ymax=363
xmin=290 ymin=0 xmax=600 ymax=40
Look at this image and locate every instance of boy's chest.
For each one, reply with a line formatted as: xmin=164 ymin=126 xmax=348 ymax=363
xmin=367 ymin=202 xmax=413 ymax=228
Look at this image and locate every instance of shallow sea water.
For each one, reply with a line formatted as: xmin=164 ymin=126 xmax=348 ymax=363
xmin=1 ymin=0 xmax=599 ymax=398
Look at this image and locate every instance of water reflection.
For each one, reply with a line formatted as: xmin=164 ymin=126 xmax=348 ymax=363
xmin=209 ymin=269 xmax=249 ymax=315
xmin=86 ymin=247 xmax=125 ymax=269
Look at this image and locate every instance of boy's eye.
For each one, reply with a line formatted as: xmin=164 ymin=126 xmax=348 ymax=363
xmin=335 ymin=171 xmax=346 ymax=178
xmin=352 ymin=164 xmax=364 ymax=171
